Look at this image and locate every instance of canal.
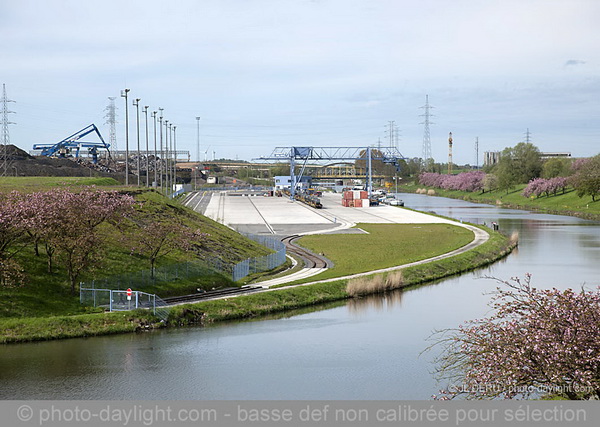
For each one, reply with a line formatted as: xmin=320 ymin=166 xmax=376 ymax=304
xmin=2 ymin=194 xmax=600 ymax=399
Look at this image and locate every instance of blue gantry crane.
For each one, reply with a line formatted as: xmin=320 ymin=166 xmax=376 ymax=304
xmin=256 ymin=146 xmax=405 ymax=200
xmin=32 ymin=124 xmax=111 ymax=163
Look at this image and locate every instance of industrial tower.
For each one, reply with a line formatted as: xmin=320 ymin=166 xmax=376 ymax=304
xmin=448 ymin=132 xmax=453 ymax=175
xmin=104 ymin=97 xmax=118 ymax=157
xmin=1 ymin=84 xmax=16 ymax=177
xmin=524 ymin=128 xmax=532 ymax=144
xmin=420 ymin=95 xmax=434 ymax=170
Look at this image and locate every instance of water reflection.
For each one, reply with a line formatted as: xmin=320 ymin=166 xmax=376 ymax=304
xmin=347 ymin=289 xmax=404 ymax=315
xmin=2 ymin=193 xmax=600 ymax=400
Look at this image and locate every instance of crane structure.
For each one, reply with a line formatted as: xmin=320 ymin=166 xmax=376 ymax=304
xmin=257 ymin=146 xmax=404 ymax=200
xmin=32 ymin=124 xmax=111 ymax=163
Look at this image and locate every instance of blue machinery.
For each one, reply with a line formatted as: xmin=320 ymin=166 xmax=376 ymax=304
xmin=32 ymin=124 xmax=110 ymax=163
xmin=257 ymin=146 xmax=404 ymax=200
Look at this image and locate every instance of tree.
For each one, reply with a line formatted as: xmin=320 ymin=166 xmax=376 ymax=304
xmin=542 ymin=158 xmax=570 ymax=178
xmin=130 ymin=220 xmax=207 ymax=277
xmin=431 ymin=275 xmax=600 ymax=400
xmin=482 ymin=174 xmax=498 ymax=193
xmin=42 ymin=188 xmax=135 ymax=294
xmin=570 ymin=155 xmax=600 ymax=202
xmin=0 ymin=191 xmax=28 ymax=287
xmin=494 ymin=143 xmax=542 ymax=191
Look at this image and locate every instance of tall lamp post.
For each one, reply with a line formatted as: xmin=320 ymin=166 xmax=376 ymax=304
xmin=195 ymin=116 xmax=200 ymax=190
xmin=173 ymin=125 xmax=177 ymax=194
xmin=152 ymin=111 xmax=157 ymax=188
xmin=133 ymin=98 xmax=141 ymax=186
xmin=120 ymin=88 xmax=130 ymax=185
xmin=143 ymin=105 xmax=149 ymax=187
xmin=158 ymin=108 xmax=164 ymax=191
xmin=164 ymin=120 xmax=170 ymax=195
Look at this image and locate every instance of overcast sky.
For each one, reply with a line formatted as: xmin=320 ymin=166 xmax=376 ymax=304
xmin=1 ymin=0 xmax=598 ymax=165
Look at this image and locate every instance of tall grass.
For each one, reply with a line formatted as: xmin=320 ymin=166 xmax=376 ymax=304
xmin=346 ymin=270 xmax=405 ymax=297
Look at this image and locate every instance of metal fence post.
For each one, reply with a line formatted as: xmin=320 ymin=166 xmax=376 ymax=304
xmin=109 ymin=290 xmax=113 ymax=312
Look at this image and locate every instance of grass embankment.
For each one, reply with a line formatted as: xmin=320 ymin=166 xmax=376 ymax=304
xmin=161 ymin=225 xmax=516 ymax=329
xmin=0 ymin=177 xmax=272 ymax=321
xmin=0 ymin=176 xmax=121 ymax=192
xmin=1 ymin=222 xmax=516 ymax=344
xmin=294 ymin=223 xmax=474 ymax=281
xmin=400 ymin=182 xmax=600 ymax=220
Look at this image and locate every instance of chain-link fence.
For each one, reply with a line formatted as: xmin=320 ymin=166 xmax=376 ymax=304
xmin=80 ymin=233 xmax=286 ymax=292
xmin=232 ymin=234 xmax=287 ymax=281
xmin=80 ymin=288 xmax=170 ymax=321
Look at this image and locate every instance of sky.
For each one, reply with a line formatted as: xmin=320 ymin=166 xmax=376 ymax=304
xmin=1 ymin=0 xmax=599 ymax=165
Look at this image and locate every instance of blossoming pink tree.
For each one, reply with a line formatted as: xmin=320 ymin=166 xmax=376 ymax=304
xmin=130 ymin=220 xmax=207 ymax=278
xmin=40 ymin=188 xmax=135 ymax=294
xmin=0 ymin=191 xmax=28 ymax=287
xmin=431 ymin=275 xmax=600 ymax=400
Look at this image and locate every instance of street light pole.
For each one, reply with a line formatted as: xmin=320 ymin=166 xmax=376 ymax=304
xmin=120 ymin=88 xmax=130 ymax=185
xmin=164 ymin=119 xmax=170 ymax=195
xmin=152 ymin=111 xmax=157 ymax=188
xmin=143 ymin=105 xmax=149 ymax=187
xmin=173 ymin=125 xmax=177 ymax=194
xmin=158 ymin=108 xmax=164 ymax=191
xmin=133 ymin=98 xmax=141 ymax=186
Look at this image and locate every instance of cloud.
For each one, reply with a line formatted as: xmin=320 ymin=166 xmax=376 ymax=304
xmin=565 ymin=59 xmax=587 ymax=67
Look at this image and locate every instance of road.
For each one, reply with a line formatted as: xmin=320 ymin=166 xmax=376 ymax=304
xmin=181 ymin=190 xmax=490 ymax=290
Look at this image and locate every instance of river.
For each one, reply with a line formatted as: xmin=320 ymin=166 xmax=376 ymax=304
xmin=2 ymin=194 xmax=600 ymax=400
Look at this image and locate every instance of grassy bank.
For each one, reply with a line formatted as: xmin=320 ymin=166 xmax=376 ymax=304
xmin=0 ymin=225 xmax=515 ymax=344
xmin=296 ymin=223 xmax=474 ymax=281
xmin=1 ymin=183 xmax=273 ymax=319
xmin=401 ymin=182 xmax=600 ymax=220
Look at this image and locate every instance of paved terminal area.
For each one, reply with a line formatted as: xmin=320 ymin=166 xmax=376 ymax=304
xmin=193 ymin=192 xmax=458 ymax=235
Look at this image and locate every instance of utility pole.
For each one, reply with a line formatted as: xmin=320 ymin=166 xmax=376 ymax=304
xmin=120 ymin=89 xmax=130 ymax=185
xmin=448 ymin=132 xmax=453 ymax=175
xmin=152 ymin=111 xmax=157 ymax=188
xmin=133 ymin=98 xmax=141 ymax=186
xmin=196 ymin=116 xmax=201 ymax=162
xmin=172 ymin=125 xmax=177 ymax=194
xmin=420 ymin=95 xmax=434 ymax=171
xmin=1 ymin=84 xmax=16 ymax=177
xmin=143 ymin=106 xmax=149 ymax=186
xmin=158 ymin=108 xmax=164 ymax=190
xmin=164 ymin=119 xmax=170 ymax=195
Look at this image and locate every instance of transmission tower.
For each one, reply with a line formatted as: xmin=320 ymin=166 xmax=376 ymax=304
xmin=524 ymin=128 xmax=532 ymax=144
xmin=104 ymin=97 xmax=118 ymax=156
xmin=475 ymin=136 xmax=479 ymax=169
xmin=1 ymin=84 xmax=16 ymax=177
xmin=420 ymin=95 xmax=434 ymax=170
xmin=385 ymin=120 xmax=400 ymax=150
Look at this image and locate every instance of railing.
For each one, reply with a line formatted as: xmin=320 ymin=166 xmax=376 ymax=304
xmin=80 ymin=234 xmax=286 ymax=307
xmin=79 ymin=288 xmax=170 ymax=321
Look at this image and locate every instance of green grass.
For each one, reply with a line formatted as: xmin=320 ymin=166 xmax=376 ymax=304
xmin=1 ymin=186 xmax=274 ymax=319
xmin=295 ymin=223 xmax=474 ymax=281
xmin=1 ymin=226 xmax=516 ymax=344
xmin=402 ymin=183 xmax=600 ymax=220
xmin=0 ymin=176 xmax=120 ymax=192
xmin=0 ymin=310 xmax=162 ymax=344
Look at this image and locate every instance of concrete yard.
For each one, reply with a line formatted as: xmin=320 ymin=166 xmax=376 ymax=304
xmin=195 ymin=192 xmax=458 ymax=235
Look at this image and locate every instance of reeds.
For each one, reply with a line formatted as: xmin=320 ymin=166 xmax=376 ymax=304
xmin=346 ymin=270 xmax=405 ymax=297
